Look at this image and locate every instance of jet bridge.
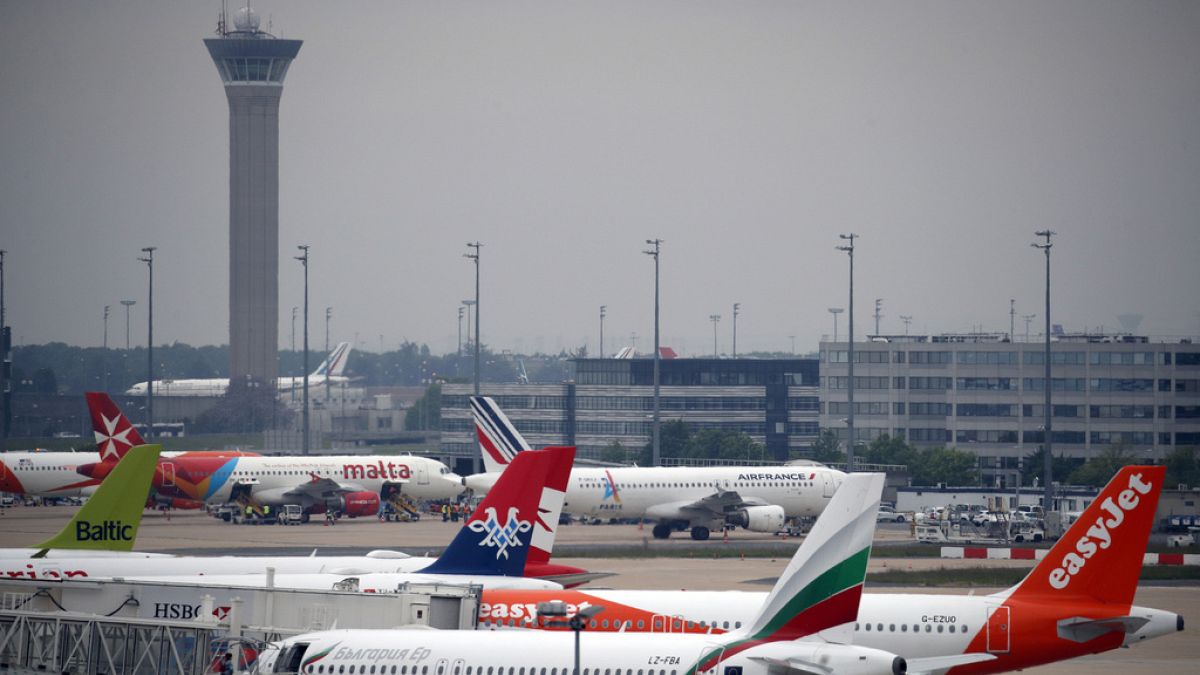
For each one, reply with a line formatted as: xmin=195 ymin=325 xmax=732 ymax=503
xmin=0 ymin=578 xmax=479 ymax=674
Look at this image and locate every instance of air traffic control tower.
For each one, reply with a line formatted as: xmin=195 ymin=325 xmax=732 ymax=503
xmin=204 ymin=8 xmax=301 ymax=384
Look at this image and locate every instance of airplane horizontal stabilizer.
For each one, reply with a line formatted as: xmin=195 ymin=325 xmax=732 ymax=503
xmin=1056 ymin=615 xmax=1151 ymax=643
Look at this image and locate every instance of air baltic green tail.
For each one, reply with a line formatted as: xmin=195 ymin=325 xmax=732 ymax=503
xmin=33 ymin=444 xmax=161 ymax=556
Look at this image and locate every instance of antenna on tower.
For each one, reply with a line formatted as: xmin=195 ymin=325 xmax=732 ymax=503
xmin=218 ymin=0 xmax=228 ymax=36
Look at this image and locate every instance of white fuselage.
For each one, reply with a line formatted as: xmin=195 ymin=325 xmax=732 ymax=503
xmin=121 ymin=571 xmax=560 ymax=592
xmin=0 ymin=552 xmax=433 ymax=581
xmin=467 ymin=465 xmax=843 ymax=520
xmin=126 ymin=375 xmax=350 ymax=398
xmin=253 ymin=627 xmax=901 ymax=675
xmin=0 ymin=451 xmax=102 ymax=497
xmin=202 ymin=455 xmax=464 ymax=504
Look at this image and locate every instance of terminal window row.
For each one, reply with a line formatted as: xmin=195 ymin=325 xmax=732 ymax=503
xmin=825 ymin=350 xmax=1197 ymax=365
xmin=823 ymin=377 xmax=1200 ymax=392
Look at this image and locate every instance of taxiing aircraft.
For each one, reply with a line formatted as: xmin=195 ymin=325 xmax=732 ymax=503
xmin=256 ymin=473 xmax=910 ymax=675
xmin=125 ymin=341 xmax=352 ymax=397
xmin=473 ymin=466 xmax=1184 ymax=674
xmin=465 ymin=396 xmax=845 ymax=540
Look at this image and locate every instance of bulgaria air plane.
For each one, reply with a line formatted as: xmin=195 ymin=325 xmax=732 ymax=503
xmin=463 ymin=396 xmax=845 ymax=540
xmin=255 ymin=474 xmax=912 ymax=675
xmin=473 ymin=466 xmax=1185 ymax=675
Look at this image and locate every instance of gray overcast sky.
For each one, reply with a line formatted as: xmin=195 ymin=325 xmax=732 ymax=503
xmin=2 ymin=1 xmax=1198 ymax=358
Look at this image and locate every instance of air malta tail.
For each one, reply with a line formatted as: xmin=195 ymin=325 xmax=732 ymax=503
xmin=472 ymin=395 xmax=531 ymax=473
xmin=423 ymin=446 xmax=576 ymax=577
xmin=86 ymin=392 xmax=147 ymax=462
xmin=33 ymin=445 xmax=162 ymax=556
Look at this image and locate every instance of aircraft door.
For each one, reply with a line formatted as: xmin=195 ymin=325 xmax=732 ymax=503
xmin=451 ymin=658 xmax=466 ymax=675
xmin=822 ymin=471 xmax=836 ymax=498
xmin=161 ymin=462 xmax=176 ymax=487
xmin=652 ymin=614 xmax=669 ymax=633
xmin=986 ymin=606 xmax=1011 ymax=653
xmin=417 ymin=465 xmax=430 ymax=486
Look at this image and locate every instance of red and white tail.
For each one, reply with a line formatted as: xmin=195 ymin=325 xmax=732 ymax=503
xmin=471 ymin=396 xmax=532 ymax=473
xmin=86 ymin=392 xmax=147 ymax=462
xmin=1009 ymin=465 xmax=1164 ymax=606
xmin=526 ymin=446 xmax=574 ymax=567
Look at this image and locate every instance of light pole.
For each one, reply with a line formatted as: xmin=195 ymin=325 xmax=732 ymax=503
xmin=836 ymin=233 xmax=857 ymax=472
xmin=102 ymin=305 xmax=110 ymax=391
xmin=462 ymin=300 xmax=475 ymax=351
xmin=137 ymin=247 xmax=155 ymax=438
xmin=1009 ymin=299 xmax=1016 ymax=341
xmin=465 ymin=241 xmax=482 ymax=474
xmin=643 ymin=238 xmax=662 ymax=466
xmin=732 ymin=302 xmax=740 ymax=357
xmin=1032 ymin=230 xmax=1055 ymax=515
xmin=120 ymin=300 xmax=136 ymax=349
xmin=828 ymin=307 xmax=843 ymax=342
xmin=788 ymin=335 xmax=796 ymax=354
xmin=457 ymin=306 xmax=464 ymax=357
xmin=291 ymin=307 xmax=297 ymax=354
xmin=324 ymin=307 xmax=332 ymax=403
xmin=1022 ymin=314 xmax=1036 ymax=342
xmin=537 ymin=601 xmax=606 ymax=675
xmin=873 ymin=298 xmax=883 ymax=335
xmin=0 ymin=249 xmax=7 ymax=440
xmin=295 ymin=245 xmax=310 ymax=455
xmin=598 ymin=305 xmax=607 ymax=358
xmin=709 ymin=314 xmax=721 ymax=356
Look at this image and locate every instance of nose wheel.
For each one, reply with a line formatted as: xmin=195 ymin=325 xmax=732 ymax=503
xmin=690 ymin=526 xmax=710 ymax=541
xmin=651 ymin=523 xmax=672 ymax=539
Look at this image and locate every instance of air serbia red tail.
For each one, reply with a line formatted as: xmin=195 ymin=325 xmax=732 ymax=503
xmin=423 ymin=446 xmax=576 ymax=577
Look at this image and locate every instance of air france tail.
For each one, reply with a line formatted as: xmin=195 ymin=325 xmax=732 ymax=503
xmin=690 ymin=473 xmax=887 ymax=674
xmin=1006 ymin=465 xmax=1164 ymax=606
xmin=34 ymin=444 xmax=162 ymax=556
xmin=313 ymin=342 xmax=353 ymax=379
xmin=86 ymin=392 xmax=148 ymax=462
xmin=423 ymin=446 xmax=575 ymax=577
xmin=471 ymin=395 xmax=531 ymax=473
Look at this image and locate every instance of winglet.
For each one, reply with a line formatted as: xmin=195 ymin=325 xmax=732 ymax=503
xmin=422 ymin=447 xmax=575 ymax=577
xmin=471 ymin=396 xmax=531 ymax=473
xmin=690 ymin=473 xmax=884 ymax=673
xmin=1007 ymin=465 xmax=1164 ymax=606
xmin=33 ymin=444 xmax=161 ymax=554
xmin=86 ymin=392 xmax=147 ymax=461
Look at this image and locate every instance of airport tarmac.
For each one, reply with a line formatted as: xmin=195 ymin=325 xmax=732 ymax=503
xmin=2 ymin=505 xmax=1196 ymax=673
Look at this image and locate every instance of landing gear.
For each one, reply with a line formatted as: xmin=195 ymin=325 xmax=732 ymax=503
xmin=652 ymin=523 xmax=672 ymax=539
xmin=690 ymin=526 xmax=710 ymax=541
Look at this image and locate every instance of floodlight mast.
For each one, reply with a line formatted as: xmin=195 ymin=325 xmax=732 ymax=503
xmin=1031 ymin=230 xmax=1056 ymax=515
xmin=643 ymin=238 xmax=662 ymax=466
xmin=836 ymin=233 xmax=857 ymax=472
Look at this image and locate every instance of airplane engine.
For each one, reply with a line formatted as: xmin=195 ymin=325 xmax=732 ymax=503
xmin=731 ymin=504 xmax=786 ymax=532
xmin=338 ymin=491 xmax=381 ymax=518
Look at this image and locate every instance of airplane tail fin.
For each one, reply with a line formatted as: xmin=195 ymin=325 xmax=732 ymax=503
xmin=422 ymin=447 xmax=574 ymax=577
xmin=471 ymin=396 xmax=531 ymax=473
xmin=1006 ymin=465 xmax=1163 ymax=607
xmin=525 ymin=446 xmax=575 ymax=568
xmin=693 ymin=473 xmax=883 ymax=669
xmin=34 ymin=444 xmax=161 ymax=555
xmin=86 ymin=392 xmax=147 ymax=461
xmin=312 ymin=342 xmax=352 ymax=379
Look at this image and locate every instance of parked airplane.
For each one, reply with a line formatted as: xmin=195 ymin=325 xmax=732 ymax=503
xmin=255 ymin=474 xmax=909 ymax=675
xmin=474 ymin=466 xmax=1184 ymax=674
xmin=3 ymin=446 xmax=594 ymax=589
xmin=10 ymin=448 xmax=578 ymax=592
xmin=125 ymin=341 xmax=352 ymax=397
xmin=464 ymin=396 xmax=845 ymax=540
xmin=0 ymin=444 xmax=166 ymax=561
xmin=0 ymin=393 xmax=255 ymax=500
xmin=74 ymin=393 xmax=463 ymax=514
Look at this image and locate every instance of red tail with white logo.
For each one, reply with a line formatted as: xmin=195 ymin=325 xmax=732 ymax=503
xmin=86 ymin=392 xmax=147 ymax=462
xmin=1008 ymin=465 xmax=1163 ymax=606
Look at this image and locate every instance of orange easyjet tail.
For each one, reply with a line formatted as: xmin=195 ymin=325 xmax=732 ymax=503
xmin=1006 ymin=465 xmax=1164 ymax=606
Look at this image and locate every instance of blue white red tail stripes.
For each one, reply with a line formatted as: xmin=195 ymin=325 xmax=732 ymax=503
xmin=471 ymin=396 xmax=531 ymax=473
xmin=314 ymin=342 xmax=352 ymax=377
xmin=423 ymin=447 xmax=573 ymax=577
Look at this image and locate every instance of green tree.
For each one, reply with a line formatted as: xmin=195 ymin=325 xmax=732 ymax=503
xmin=807 ymin=429 xmax=845 ymax=464
xmin=405 ymin=384 xmax=441 ymax=431
xmin=640 ymin=419 xmax=691 ymax=465
xmin=1020 ymin=448 xmax=1082 ymax=488
xmin=1164 ymin=446 xmax=1200 ymax=488
xmin=686 ymin=429 xmax=765 ymax=462
xmin=599 ymin=440 xmax=629 ymax=465
xmin=911 ymin=446 xmax=978 ymax=486
xmin=1068 ymin=442 xmax=1139 ymax=486
xmin=862 ymin=434 xmax=919 ymax=467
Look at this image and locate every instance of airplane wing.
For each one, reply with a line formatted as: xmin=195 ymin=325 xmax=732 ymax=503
xmin=280 ymin=477 xmax=369 ymax=500
xmin=905 ymin=653 xmax=998 ymax=674
xmin=747 ymin=655 xmax=831 ymax=675
xmin=665 ymin=489 xmax=765 ymax=518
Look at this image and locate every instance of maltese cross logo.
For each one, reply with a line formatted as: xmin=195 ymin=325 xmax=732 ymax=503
xmin=468 ymin=506 xmax=533 ymax=559
xmin=94 ymin=413 xmax=135 ymax=461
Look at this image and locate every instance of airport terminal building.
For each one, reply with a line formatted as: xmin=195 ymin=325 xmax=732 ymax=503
xmin=440 ymin=358 xmax=821 ymax=462
xmin=819 ymin=333 xmax=1200 ymax=484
